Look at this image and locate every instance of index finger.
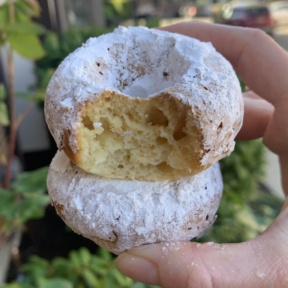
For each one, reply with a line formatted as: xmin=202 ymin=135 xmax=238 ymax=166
xmin=161 ymin=21 xmax=288 ymax=106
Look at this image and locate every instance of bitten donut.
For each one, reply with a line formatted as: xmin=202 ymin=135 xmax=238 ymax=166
xmin=47 ymin=151 xmax=223 ymax=255
xmin=45 ymin=26 xmax=243 ymax=181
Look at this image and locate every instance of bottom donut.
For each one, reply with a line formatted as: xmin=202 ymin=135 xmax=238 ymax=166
xmin=47 ymin=151 xmax=223 ymax=255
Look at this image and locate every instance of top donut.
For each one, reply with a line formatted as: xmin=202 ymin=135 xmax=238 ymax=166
xmin=44 ymin=26 xmax=243 ymax=181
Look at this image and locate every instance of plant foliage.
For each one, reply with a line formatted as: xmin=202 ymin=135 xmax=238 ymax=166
xmin=1 ymin=247 xmax=157 ymax=288
xmin=34 ymin=26 xmax=112 ymax=106
xmin=104 ymin=0 xmax=133 ymax=25
xmin=0 ymin=83 xmax=9 ymax=126
xmin=0 ymin=167 xmax=49 ymax=235
xmin=0 ymin=0 xmax=45 ymax=59
xmin=200 ymin=140 xmax=283 ymax=243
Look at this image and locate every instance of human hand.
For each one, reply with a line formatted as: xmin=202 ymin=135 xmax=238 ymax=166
xmin=115 ymin=22 xmax=288 ymax=287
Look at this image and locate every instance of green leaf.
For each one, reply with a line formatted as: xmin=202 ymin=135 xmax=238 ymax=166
xmin=14 ymin=0 xmax=41 ymax=18
xmin=0 ymin=284 xmax=22 ymax=288
xmin=132 ymin=283 xmax=156 ymax=288
xmin=69 ymin=250 xmax=81 ymax=268
xmin=0 ymin=170 xmax=49 ymax=231
xmin=3 ymin=22 xmax=46 ymax=35
xmin=23 ymin=255 xmax=50 ymax=272
xmin=14 ymin=195 xmax=49 ymax=223
xmin=0 ymin=188 xmax=15 ymax=217
xmin=51 ymin=257 xmax=73 ymax=275
xmin=79 ymin=247 xmax=91 ymax=265
xmin=0 ymin=102 xmax=9 ymax=126
xmin=7 ymin=33 xmax=45 ymax=60
xmin=40 ymin=278 xmax=73 ymax=288
xmin=112 ymin=268 xmax=133 ymax=286
xmin=0 ymin=83 xmax=5 ymax=100
xmin=89 ymin=257 xmax=109 ymax=270
xmin=98 ymin=247 xmax=112 ymax=261
xmin=42 ymin=32 xmax=60 ymax=54
xmin=82 ymin=269 xmax=101 ymax=287
xmin=0 ymin=83 xmax=8 ymax=125
xmin=12 ymin=167 xmax=48 ymax=196
xmin=0 ymin=5 xmax=9 ymax=27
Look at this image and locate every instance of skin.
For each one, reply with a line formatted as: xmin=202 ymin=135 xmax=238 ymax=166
xmin=115 ymin=22 xmax=288 ymax=287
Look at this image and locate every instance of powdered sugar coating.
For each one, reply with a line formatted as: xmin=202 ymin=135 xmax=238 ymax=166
xmin=47 ymin=151 xmax=223 ymax=254
xmin=45 ymin=26 xmax=243 ymax=167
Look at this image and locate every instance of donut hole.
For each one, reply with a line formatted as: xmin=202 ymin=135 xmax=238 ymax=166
xmin=108 ymin=39 xmax=191 ymax=98
xmin=77 ymin=91 xmax=203 ymax=181
xmin=119 ymin=66 xmax=189 ymax=98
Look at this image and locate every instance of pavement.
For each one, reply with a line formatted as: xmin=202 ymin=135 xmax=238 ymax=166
xmin=264 ymin=149 xmax=283 ymax=198
xmin=0 ymin=242 xmax=12 ymax=284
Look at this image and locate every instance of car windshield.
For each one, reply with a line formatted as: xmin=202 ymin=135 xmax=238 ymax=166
xmin=232 ymin=7 xmax=247 ymax=18
xmin=232 ymin=6 xmax=269 ymax=18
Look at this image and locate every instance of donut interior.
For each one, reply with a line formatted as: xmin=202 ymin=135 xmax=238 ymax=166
xmin=67 ymin=91 xmax=205 ymax=181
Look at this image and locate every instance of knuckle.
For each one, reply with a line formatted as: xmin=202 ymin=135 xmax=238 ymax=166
xmin=245 ymin=27 xmax=270 ymax=43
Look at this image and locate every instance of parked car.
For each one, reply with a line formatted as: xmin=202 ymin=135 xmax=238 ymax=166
xmin=269 ymin=1 xmax=288 ymax=26
xmin=220 ymin=2 xmax=274 ymax=35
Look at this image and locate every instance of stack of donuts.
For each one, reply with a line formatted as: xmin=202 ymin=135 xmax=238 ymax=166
xmin=45 ymin=26 xmax=243 ymax=254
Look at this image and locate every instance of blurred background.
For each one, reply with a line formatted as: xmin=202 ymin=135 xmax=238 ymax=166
xmin=0 ymin=0 xmax=287 ymax=287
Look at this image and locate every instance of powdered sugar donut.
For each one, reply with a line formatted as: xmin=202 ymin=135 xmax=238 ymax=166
xmin=45 ymin=26 xmax=243 ymax=181
xmin=47 ymin=151 xmax=223 ymax=254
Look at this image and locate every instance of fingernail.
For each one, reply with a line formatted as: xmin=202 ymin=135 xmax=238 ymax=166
xmin=115 ymin=251 xmax=159 ymax=285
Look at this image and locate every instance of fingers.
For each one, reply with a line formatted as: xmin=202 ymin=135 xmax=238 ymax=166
xmin=116 ymin=198 xmax=288 ymax=288
xmin=161 ymin=22 xmax=288 ymax=106
xmin=236 ymin=92 xmax=288 ymax=192
xmin=116 ymin=241 xmax=268 ymax=288
xmin=263 ymin=100 xmax=288 ymax=156
xmin=161 ymin=21 xmax=288 ymax=192
xmin=236 ymin=92 xmax=273 ymax=140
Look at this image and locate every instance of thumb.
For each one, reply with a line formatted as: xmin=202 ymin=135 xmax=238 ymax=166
xmin=115 ymin=199 xmax=288 ymax=288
